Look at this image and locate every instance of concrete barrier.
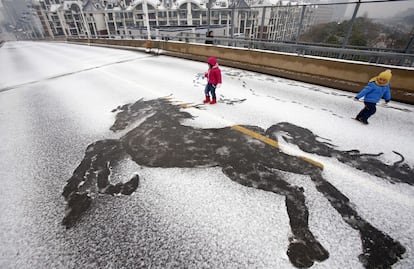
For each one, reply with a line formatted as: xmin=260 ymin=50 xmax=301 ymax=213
xmin=67 ymin=38 xmax=414 ymax=104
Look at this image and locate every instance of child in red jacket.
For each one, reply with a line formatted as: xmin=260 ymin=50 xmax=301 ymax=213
xmin=203 ymin=56 xmax=222 ymax=104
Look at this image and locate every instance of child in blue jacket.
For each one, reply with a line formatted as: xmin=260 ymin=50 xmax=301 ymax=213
xmin=354 ymin=69 xmax=392 ymax=124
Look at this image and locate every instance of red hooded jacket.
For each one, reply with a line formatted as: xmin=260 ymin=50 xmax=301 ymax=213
xmin=205 ymin=57 xmax=222 ymax=85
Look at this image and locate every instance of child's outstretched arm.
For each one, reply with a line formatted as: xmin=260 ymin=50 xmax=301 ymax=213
xmin=355 ymin=83 xmax=373 ymax=100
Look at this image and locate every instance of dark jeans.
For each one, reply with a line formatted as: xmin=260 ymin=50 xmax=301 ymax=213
xmin=204 ymin=83 xmax=216 ymax=99
xmin=357 ymin=102 xmax=377 ymax=121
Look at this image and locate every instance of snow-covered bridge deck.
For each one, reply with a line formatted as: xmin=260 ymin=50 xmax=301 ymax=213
xmin=0 ymin=41 xmax=413 ymax=269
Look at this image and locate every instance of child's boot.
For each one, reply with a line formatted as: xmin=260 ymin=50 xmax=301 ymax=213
xmin=210 ymin=98 xmax=217 ymax=104
xmin=203 ymin=96 xmax=210 ymax=103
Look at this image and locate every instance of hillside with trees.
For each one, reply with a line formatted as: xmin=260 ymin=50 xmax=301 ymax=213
xmin=300 ymin=15 xmax=413 ymax=51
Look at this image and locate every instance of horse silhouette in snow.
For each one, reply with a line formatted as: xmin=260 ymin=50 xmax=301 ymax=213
xmin=62 ymin=98 xmax=412 ymax=268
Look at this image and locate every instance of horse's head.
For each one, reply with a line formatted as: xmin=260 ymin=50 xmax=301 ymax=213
xmin=110 ymin=98 xmax=193 ymax=132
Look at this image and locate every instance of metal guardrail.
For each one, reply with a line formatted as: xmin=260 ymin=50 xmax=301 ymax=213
xmin=57 ymin=34 xmax=414 ymax=68
xmin=158 ymin=34 xmax=414 ymax=68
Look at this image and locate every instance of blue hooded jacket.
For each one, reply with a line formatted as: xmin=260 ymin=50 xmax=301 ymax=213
xmin=356 ymin=81 xmax=391 ymax=103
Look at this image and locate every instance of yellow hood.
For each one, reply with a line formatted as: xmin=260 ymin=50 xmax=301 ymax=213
xmin=369 ymin=69 xmax=392 ymax=86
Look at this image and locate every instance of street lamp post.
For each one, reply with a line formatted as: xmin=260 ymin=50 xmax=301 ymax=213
xmin=207 ymin=0 xmax=212 ymax=32
xmin=142 ymin=0 xmax=151 ymax=38
xmin=142 ymin=0 xmax=151 ymax=51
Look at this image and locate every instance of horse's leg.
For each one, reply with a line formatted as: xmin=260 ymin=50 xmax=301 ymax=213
xmin=284 ymin=188 xmax=329 ymax=268
xmin=267 ymin=122 xmax=406 ymax=266
xmin=62 ymin=139 xmax=139 ymax=228
xmin=222 ymin=165 xmax=329 ymax=268
xmin=311 ymin=170 xmax=405 ymax=268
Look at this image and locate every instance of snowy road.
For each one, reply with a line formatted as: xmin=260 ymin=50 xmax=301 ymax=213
xmin=0 ymin=41 xmax=413 ymax=269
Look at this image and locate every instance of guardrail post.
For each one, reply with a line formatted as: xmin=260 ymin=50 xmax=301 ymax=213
xmin=259 ymin=6 xmax=266 ymax=49
xmin=404 ymin=28 xmax=414 ymax=54
xmin=296 ymin=4 xmax=306 ymax=44
xmin=342 ymin=0 xmax=361 ymax=50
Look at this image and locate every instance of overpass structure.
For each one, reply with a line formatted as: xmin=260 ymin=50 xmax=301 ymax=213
xmin=0 ymin=41 xmax=413 ymax=269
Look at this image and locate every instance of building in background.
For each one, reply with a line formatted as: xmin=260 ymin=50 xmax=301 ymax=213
xmin=252 ymin=0 xmax=317 ymax=41
xmin=1 ymin=0 xmax=44 ymax=39
xmin=312 ymin=0 xmax=348 ymax=24
xmin=28 ymin=0 xmax=317 ymax=42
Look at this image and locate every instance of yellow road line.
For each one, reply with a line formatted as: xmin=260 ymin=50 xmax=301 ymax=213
xmin=299 ymin=156 xmax=324 ymax=169
xmin=231 ymin=125 xmax=279 ymax=148
xmin=178 ymin=103 xmax=197 ymax=109
xmin=162 ymin=97 xmax=199 ymax=109
xmin=232 ymin=125 xmax=323 ymax=169
xmin=165 ymin=98 xmax=324 ymax=169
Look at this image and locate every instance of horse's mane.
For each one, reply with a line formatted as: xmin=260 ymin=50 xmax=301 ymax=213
xmin=110 ymin=98 xmax=193 ymax=132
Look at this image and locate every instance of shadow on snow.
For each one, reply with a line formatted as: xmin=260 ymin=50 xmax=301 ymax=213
xmin=62 ymin=98 xmax=413 ymax=268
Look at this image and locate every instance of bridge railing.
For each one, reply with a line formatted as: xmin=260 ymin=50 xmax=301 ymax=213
xmin=157 ymin=34 xmax=414 ymax=67
xmin=64 ymin=36 xmax=414 ymax=105
xmin=59 ymin=33 xmax=414 ymax=68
